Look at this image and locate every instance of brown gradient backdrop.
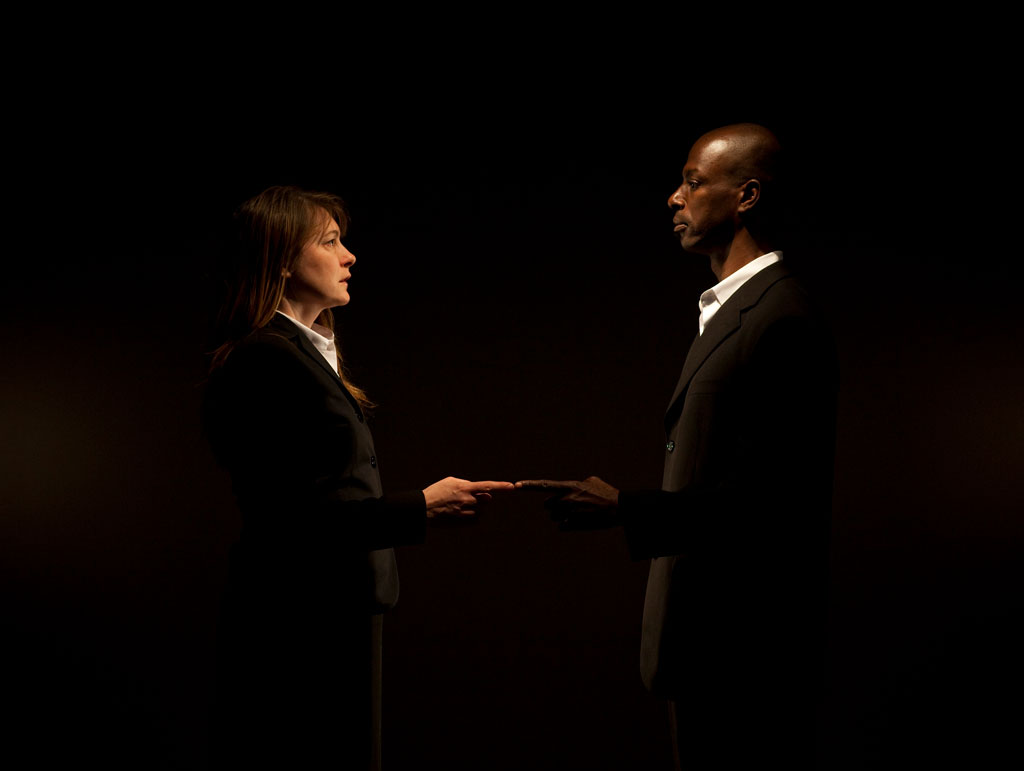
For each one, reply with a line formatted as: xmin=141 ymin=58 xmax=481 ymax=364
xmin=3 ymin=87 xmax=1021 ymax=769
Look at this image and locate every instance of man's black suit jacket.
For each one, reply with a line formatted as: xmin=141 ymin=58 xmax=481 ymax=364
xmin=619 ymin=262 xmax=838 ymax=738
xmin=202 ymin=313 xmax=426 ymax=765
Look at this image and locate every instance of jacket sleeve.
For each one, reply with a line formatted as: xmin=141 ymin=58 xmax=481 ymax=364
xmin=202 ymin=334 xmax=426 ymax=551
xmin=619 ymin=313 xmax=838 ymax=561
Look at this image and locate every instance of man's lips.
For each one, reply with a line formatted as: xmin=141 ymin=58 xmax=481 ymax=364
xmin=673 ymin=222 xmax=688 ymax=232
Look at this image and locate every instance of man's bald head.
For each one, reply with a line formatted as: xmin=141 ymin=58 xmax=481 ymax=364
xmin=668 ymin=123 xmax=784 ymax=271
xmin=691 ymin=123 xmax=782 ymax=190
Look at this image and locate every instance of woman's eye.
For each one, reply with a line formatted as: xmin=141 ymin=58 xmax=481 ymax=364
xmin=325 ymin=239 xmax=336 ymax=246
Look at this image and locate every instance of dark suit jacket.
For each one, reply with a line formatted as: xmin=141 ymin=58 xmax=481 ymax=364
xmin=620 ymin=262 xmax=838 ymax=712
xmin=201 ymin=313 xmax=426 ymax=764
xmin=204 ymin=313 xmax=426 ymax=600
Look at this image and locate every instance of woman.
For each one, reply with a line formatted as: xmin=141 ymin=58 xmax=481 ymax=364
xmin=202 ymin=185 xmax=510 ymax=769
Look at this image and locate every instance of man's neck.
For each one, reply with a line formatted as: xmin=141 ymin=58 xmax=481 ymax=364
xmin=708 ymin=232 xmax=776 ymax=282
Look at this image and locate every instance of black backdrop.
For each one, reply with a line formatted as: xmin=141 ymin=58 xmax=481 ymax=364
xmin=3 ymin=66 xmax=1022 ymax=769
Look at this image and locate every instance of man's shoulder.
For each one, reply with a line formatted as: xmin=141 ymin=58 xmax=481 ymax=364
xmin=762 ymin=273 xmax=819 ymax=315
xmin=747 ymin=270 xmax=838 ymax=379
xmin=743 ymin=265 xmax=825 ymax=324
xmin=735 ymin=267 xmax=835 ymax=368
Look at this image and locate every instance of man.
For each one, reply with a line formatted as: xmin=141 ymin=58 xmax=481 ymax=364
xmin=519 ymin=124 xmax=837 ymax=767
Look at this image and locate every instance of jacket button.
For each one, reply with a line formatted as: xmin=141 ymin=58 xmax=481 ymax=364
xmin=370 ymin=455 xmax=377 ymax=468
xmin=666 ymin=441 xmax=675 ymax=452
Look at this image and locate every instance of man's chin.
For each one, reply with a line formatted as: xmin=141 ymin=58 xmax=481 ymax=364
xmin=679 ymin=239 xmax=707 ymax=256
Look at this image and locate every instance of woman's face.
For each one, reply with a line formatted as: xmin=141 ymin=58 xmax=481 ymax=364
xmin=287 ymin=213 xmax=356 ymax=312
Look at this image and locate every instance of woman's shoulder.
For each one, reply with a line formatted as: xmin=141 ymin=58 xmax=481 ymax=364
xmin=235 ymin=325 xmax=297 ymax=354
xmin=213 ymin=324 xmax=312 ymax=387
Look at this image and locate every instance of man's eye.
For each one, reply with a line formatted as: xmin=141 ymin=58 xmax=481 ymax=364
xmin=688 ymin=180 xmax=700 ymax=190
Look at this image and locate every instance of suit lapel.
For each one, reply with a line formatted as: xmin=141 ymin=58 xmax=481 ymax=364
xmin=265 ymin=314 xmax=354 ymax=396
xmin=664 ymin=262 xmax=791 ymax=431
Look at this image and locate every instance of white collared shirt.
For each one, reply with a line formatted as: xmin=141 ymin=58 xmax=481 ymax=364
xmin=274 ymin=310 xmax=339 ymax=371
xmin=698 ymin=251 xmax=782 ymax=335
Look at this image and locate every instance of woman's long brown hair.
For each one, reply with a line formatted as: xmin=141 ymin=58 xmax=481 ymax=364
xmin=209 ymin=185 xmax=371 ymax=409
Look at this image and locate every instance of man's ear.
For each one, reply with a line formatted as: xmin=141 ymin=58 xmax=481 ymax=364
xmin=737 ymin=179 xmax=761 ymax=213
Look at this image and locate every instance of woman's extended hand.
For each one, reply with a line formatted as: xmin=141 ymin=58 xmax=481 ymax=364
xmin=422 ymin=477 xmax=515 ymax=520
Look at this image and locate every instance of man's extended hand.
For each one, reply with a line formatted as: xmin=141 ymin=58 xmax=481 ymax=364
xmin=515 ymin=476 xmax=621 ymax=530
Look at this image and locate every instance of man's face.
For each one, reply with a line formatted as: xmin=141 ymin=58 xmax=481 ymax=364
xmin=667 ymin=137 xmax=742 ymax=257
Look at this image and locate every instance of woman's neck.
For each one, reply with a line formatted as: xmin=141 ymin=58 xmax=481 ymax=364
xmin=277 ymin=297 xmax=320 ymax=329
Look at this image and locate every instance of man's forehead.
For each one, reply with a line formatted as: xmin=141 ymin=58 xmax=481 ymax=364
xmin=684 ymin=137 xmax=741 ymax=177
xmin=686 ymin=137 xmax=732 ymax=169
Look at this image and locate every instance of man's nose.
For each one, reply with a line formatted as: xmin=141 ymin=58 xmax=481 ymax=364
xmin=667 ymin=186 xmax=685 ymax=208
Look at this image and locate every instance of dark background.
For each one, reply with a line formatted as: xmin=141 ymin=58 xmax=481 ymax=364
xmin=3 ymin=55 xmax=1021 ymax=769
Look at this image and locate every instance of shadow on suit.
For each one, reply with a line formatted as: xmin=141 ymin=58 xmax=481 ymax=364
xmin=202 ymin=314 xmax=425 ymax=768
xmin=620 ymin=263 xmax=838 ymax=767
